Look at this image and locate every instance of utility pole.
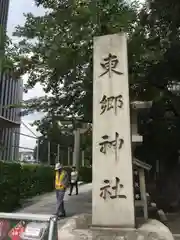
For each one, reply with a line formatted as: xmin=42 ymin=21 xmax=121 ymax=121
xmin=73 ymin=128 xmax=87 ymax=169
xmin=57 ymin=144 xmax=60 ymax=162
xmin=48 ymin=141 xmax=51 ymax=165
xmin=73 ymin=129 xmax=80 ymax=168
xmin=82 ymin=150 xmax=85 ymax=167
xmin=36 ymin=139 xmax=39 ymax=162
xmin=68 ymin=147 xmax=71 ymax=166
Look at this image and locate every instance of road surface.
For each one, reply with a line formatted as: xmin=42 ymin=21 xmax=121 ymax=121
xmin=17 ymin=183 xmax=92 ymax=227
xmin=16 ymin=183 xmax=180 ymax=237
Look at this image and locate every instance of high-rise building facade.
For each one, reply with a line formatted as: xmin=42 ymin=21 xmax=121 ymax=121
xmin=0 ymin=0 xmax=22 ymax=160
xmin=0 ymin=0 xmax=9 ymax=28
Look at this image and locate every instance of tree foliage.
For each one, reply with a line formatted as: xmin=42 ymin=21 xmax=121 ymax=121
xmin=134 ymin=0 xmax=180 ymax=166
xmin=33 ymin=116 xmax=92 ymax=165
xmin=9 ymin=0 xmax=180 ymax=169
xmin=11 ymin=0 xmax=139 ymax=122
xmin=33 ymin=117 xmax=74 ymax=164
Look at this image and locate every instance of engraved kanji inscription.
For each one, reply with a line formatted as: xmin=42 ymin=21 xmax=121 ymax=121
xmin=99 ymin=179 xmax=111 ymax=200
xmin=99 ymin=132 xmax=124 ymax=159
xmin=100 ymin=177 xmax=127 ymax=200
xmin=99 ymin=53 xmax=123 ymax=78
xmin=100 ymin=94 xmax=123 ymax=115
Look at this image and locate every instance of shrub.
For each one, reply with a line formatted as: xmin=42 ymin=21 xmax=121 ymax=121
xmin=0 ymin=161 xmax=92 ymax=212
xmin=0 ymin=161 xmax=21 ymax=212
xmin=78 ymin=166 xmax=92 ymax=183
xmin=63 ymin=166 xmax=92 ymax=183
xmin=20 ymin=164 xmax=54 ymax=199
xmin=0 ymin=161 xmax=54 ymax=212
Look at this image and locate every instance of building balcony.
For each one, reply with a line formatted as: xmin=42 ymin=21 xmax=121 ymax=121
xmin=0 ymin=115 xmax=20 ymax=128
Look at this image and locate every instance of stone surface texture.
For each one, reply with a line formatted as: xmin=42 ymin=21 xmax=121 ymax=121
xmin=138 ymin=219 xmax=174 ymax=240
xmin=93 ymin=33 xmax=134 ymax=227
xmin=58 ymin=214 xmax=175 ymax=240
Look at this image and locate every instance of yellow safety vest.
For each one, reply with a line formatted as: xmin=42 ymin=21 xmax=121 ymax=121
xmin=55 ymin=170 xmax=66 ymax=190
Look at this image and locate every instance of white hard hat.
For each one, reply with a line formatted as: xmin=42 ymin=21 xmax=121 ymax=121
xmin=55 ymin=163 xmax=62 ymax=170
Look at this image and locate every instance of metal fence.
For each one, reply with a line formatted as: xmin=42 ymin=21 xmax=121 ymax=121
xmin=18 ymin=135 xmax=88 ymax=166
xmin=16 ymin=131 xmax=38 ymax=162
xmin=0 ymin=120 xmax=89 ymax=166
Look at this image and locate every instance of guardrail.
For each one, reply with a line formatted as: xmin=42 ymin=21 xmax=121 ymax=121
xmin=0 ymin=212 xmax=58 ymax=240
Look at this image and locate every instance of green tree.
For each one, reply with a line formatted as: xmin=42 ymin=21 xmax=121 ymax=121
xmin=12 ymin=0 xmax=180 ymax=170
xmin=133 ymin=0 xmax=180 ymax=170
xmin=33 ymin=117 xmax=73 ymax=164
xmin=136 ymin=0 xmax=180 ymax=106
xmin=136 ymin=98 xmax=180 ymax=168
xmin=11 ymin=0 xmax=139 ymax=122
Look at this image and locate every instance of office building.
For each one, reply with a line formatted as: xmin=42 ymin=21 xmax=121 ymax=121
xmin=0 ymin=0 xmax=9 ymax=29
xmin=0 ymin=0 xmax=22 ymax=160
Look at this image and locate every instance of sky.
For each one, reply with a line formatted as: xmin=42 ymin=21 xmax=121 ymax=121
xmin=7 ymin=0 xmax=45 ymax=151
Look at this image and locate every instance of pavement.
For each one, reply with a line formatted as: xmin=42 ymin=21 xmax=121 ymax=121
xmin=17 ymin=183 xmax=92 ymax=228
xmin=16 ymin=183 xmax=180 ymax=237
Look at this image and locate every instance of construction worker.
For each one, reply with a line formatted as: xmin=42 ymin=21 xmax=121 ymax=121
xmin=55 ymin=163 xmax=69 ymax=217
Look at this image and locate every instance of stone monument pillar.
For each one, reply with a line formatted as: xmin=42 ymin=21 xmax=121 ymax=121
xmin=58 ymin=33 xmax=175 ymax=240
xmin=92 ymin=33 xmax=135 ymax=228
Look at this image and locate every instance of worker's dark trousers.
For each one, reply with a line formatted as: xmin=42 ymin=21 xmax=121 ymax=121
xmin=69 ymin=181 xmax=78 ymax=195
xmin=56 ymin=189 xmax=66 ymax=215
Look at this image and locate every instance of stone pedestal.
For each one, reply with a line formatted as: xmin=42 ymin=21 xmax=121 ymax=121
xmin=58 ymin=214 xmax=175 ymax=240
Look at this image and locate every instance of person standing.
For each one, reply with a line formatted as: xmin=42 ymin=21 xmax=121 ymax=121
xmin=69 ymin=166 xmax=78 ymax=196
xmin=55 ymin=163 xmax=69 ymax=217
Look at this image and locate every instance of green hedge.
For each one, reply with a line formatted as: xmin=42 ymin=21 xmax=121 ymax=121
xmin=79 ymin=167 xmax=92 ymax=183
xmin=0 ymin=161 xmax=54 ymax=212
xmin=0 ymin=161 xmax=92 ymax=212
xmin=0 ymin=162 xmax=21 ymax=212
xmin=63 ymin=166 xmax=92 ymax=183
xmin=20 ymin=164 xmax=54 ymax=199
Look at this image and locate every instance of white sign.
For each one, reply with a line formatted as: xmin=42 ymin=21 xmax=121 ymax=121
xmin=92 ymin=33 xmax=135 ymax=227
xmin=24 ymin=227 xmax=41 ymax=237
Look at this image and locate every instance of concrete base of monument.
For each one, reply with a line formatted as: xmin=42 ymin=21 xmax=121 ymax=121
xmin=58 ymin=214 xmax=174 ymax=240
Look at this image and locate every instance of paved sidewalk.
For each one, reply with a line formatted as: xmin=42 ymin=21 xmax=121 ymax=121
xmin=15 ymin=183 xmax=180 ymax=236
xmin=17 ymin=183 xmax=92 ymax=227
